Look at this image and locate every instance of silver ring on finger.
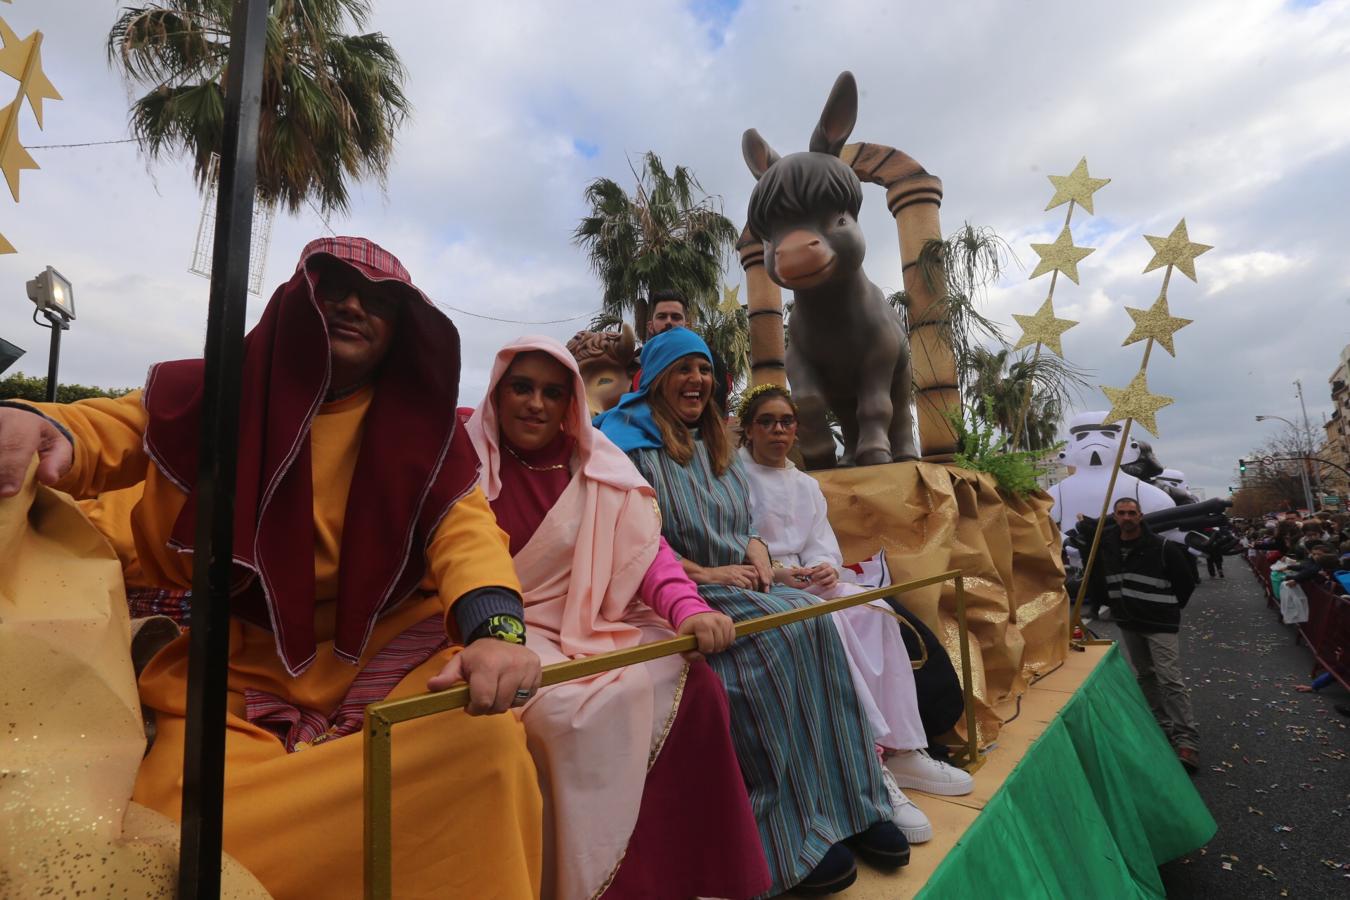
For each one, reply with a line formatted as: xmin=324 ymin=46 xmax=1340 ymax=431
xmin=512 ymin=688 xmax=534 ymax=706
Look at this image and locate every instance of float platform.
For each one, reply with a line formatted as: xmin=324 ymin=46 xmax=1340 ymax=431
xmin=841 ymin=643 xmax=1215 ymax=898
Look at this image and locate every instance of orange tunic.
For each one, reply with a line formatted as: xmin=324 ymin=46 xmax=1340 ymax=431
xmin=40 ymin=390 xmax=543 ymax=899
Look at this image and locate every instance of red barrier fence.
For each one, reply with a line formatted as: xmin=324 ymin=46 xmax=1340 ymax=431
xmin=1247 ymin=553 xmax=1349 ymax=691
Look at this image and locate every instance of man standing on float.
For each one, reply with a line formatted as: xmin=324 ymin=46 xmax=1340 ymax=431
xmin=0 ymin=237 xmax=544 ymax=898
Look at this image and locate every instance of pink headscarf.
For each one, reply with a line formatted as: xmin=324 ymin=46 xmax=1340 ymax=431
xmin=465 ymin=335 xmax=649 ymax=501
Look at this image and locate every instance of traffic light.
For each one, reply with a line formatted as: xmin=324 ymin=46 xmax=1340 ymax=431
xmin=1239 ymin=458 xmax=1247 ymax=473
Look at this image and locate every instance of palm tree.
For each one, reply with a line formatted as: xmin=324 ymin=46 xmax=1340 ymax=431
xmin=695 ymin=285 xmax=751 ymax=392
xmin=573 ymin=152 xmax=739 ymax=332
xmin=108 ymin=0 xmax=409 ymax=214
xmin=964 ymin=345 xmax=1086 ymax=453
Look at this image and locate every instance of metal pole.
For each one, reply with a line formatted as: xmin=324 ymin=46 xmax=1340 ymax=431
xmin=176 ymin=1 xmax=267 ymax=897
xmin=1295 ymin=379 xmax=1321 ymax=505
xmin=43 ymin=312 xmax=61 ymax=402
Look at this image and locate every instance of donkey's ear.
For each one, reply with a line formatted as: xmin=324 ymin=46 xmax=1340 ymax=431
xmin=809 ymin=71 xmax=858 ymax=156
xmin=742 ymin=129 xmax=781 ymax=180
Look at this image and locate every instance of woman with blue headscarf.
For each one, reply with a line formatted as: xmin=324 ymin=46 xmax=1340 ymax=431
xmin=596 ymin=328 xmax=907 ymax=897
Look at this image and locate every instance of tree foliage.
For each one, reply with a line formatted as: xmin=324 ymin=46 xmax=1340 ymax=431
xmin=573 ymin=152 xmax=739 ymax=332
xmin=0 ymin=373 xmax=134 ymax=404
xmin=946 ymin=397 xmax=1057 ymax=496
xmin=108 ymin=0 xmax=410 ymax=214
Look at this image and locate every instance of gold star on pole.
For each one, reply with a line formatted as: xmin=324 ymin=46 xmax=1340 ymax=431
xmin=1101 ymin=371 xmax=1174 ymax=437
xmin=1121 ymin=294 xmax=1193 ymax=357
xmin=0 ymin=232 xmax=14 ymax=255
xmin=1012 ymin=296 xmax=1079 ymax=357
xmin=0 ymin=19 xmax=61 ymax=128
xmin=1142 ymin=219 xmax=1212 ymax=282
xmin=0 ymin=101 xmax=37 ymax=200
xmin=1045 ymin=157 xmax=1111 ymax=215
xmin=1028 ymin=225 xmax=1095 ymax=284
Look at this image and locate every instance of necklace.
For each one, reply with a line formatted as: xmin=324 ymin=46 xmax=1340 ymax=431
xmin=503 ymin=442 xmax=569 ymax=472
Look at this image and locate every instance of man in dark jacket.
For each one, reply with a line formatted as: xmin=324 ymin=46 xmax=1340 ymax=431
xmin=1090 ymin=497 xmax=1201 ymax=772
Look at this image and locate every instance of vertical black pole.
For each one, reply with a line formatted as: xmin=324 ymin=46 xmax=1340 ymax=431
xmin=43 ymin=314 xmax=60 ymax=402
xmin=176 ymin=1 xmax=268 ymax=897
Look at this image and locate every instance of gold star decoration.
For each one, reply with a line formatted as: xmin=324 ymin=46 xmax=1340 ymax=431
xmin=0 ymin=231 xmax=14 ymax=255
xmin=1012 ymin=296 xmax=1079 ymax=357
xmin=1121 ymin=294 xmax=1193 ymax=357
xmin=1045 ymin=157 xmax=1111 ymax=215
xmin=1142 ymin=219 xmax=1212 ymax=282
xmin=0 ymin=100 xmax=37 ymax=201
xmin=1101 ymin=371 xmax=1174 ymax=438
xmin=1028 ymin=224 xmax=1095 ymax=284
xmin=721 ymin=283 xmax=741 ymax=313
xmin=0 ymin=18 xmax=61 ymax=128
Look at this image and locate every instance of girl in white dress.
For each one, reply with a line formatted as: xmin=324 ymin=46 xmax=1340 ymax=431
xmin=736 ymin=385 xmax=974 ymax=842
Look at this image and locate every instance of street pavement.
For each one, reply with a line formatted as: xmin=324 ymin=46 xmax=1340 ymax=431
xmin=1088 ymin=559 xmax=1349 ymax=898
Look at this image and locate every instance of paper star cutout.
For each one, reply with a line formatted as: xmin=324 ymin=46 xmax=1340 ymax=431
xmin=0 ymin=19 xmax=62 ymax=128
xmin=721 ymin=283 xmax=741 ymax=314
xmin=1142 ymin=219 xmax=1211 ymax=282
xmin=1045 ymin=158 xmax=1111 ymax=215
xmin=1101 ymin=371 xmax=1173 ymax=437
xmin=0 ymin=232 xmax=14 ymax=255
xmin=1012 ymin=297 xmax=1079 ymax=357
xmin=1029 ymin=225 xmax=1095 ymax=284
xmin=0 ymin=101 xmax=38 ymax=201
xmin=1122 ymin=295 xmax=1192 ymax=357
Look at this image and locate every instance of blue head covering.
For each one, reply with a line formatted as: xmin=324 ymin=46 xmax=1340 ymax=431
xmin=593 ymin=327 xmax=713 ymax=452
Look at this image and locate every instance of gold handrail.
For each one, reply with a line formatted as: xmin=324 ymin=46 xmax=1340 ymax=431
xmin=363 ymin=569 xmax=979 ymax=899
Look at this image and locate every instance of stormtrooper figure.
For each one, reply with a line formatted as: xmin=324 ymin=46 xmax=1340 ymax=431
xmin=1047 ymin=411 xmax=1176 ymax=539
xmin=1154 ymin=468 xmax=1199 ymax=506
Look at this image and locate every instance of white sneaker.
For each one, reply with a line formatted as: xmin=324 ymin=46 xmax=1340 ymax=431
xmin=889 ymin=749 xmax=975 ymax=797
xmin=880 ymin=766 xmax=932 ymax=843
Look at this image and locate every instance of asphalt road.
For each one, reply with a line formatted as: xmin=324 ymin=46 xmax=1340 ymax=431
xmin=1088 ymin=559 xmax=1349 ymax=898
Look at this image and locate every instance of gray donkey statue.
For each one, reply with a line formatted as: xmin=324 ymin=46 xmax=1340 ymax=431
xmin=743 ymin=70 xmax=917 ymax=469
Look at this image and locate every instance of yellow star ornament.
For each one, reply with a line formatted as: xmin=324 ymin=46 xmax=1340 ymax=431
xmin=1045 ymin=158 xmax=1111 ymax=215
xmin=1101 ymin=371 xmax=1173 ymax=438
xmin=1122 ymin=295 xmax=1193 ymax=357
xmin=1142 ymin=219 xmax=1212 ymax=282
xmin=0 ymin=19 xmax=61 ymax=128
xmin=0 ymin=100 xmax=37 ymax=201
xmin=0 ymin=231 xmax=14 ymax=255
xmin=1012 ymin=296 xmax=1079 ymax=357
xmin=1028 ymin=225 xmax=1095 ymax=284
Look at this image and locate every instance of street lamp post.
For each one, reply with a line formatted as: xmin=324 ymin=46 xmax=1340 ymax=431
xmin=25 ymin=266 xmax=75 ymax=402
xmin=1255 ymin=413 xmax=1315 ymax=513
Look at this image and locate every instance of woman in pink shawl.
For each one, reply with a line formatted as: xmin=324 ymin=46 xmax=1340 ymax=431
xmin=461 ymin=336 xmax=770 ymax=900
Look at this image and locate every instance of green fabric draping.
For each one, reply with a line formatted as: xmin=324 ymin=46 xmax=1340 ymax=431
xmin=918 ymin=645 xmax=1216 ymax=899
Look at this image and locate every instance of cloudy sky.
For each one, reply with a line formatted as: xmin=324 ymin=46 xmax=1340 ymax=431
xmin=1 ymin=0 xmax=1347 ymax=500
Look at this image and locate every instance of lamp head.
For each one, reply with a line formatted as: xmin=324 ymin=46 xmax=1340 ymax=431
xmin=26 ymin=266 xmax=75 ymax=321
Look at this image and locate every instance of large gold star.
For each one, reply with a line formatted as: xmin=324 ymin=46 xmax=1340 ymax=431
xmin=1142 ymin=219 xmax=1212 ymax=282
xmin=1012 ymin=296 xmax=1079 ymax=357
xmin=0 ymin=19 xmax=61 ymax=128
xmin=1045 ymin=157 xmax=1111 ymax=215
xmin=1101 ymin=371 xmax=1173 ymax=437
xmin=1121 ymin=294 xmax=1193 ymax=357
xmin=0 ymin=232 xmax=14 ymax=255
xmin=1028 ymin=225 xmax=1095 ymax=284
xmin=0 ymin=101 xmax=38 ymax=201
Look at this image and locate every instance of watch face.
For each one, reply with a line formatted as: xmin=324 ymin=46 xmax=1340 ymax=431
xmin=487 ymin=615 xmax=526 ymax=644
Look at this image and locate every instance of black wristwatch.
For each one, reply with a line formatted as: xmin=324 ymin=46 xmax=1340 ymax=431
xmin=470 ymin=614 xmax=526 ymax=645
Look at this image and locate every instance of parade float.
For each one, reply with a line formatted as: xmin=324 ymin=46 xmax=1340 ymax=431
xmin=0 ymin=0 xmax=1220 ymax=889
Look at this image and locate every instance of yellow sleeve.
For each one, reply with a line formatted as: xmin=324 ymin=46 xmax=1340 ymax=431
xmin=33 ymin=391 xmax=151 ymax=499
xmin=425 ymin=485 xmax=522 ymax=633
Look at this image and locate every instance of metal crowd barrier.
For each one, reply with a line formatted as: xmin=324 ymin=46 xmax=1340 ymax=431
xmin=362 ymin=569 xmax=980 ymax=899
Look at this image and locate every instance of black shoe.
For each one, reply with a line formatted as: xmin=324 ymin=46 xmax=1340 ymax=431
xmin=793 ymin=843 xmax=857 ymax=895
xmin=847 ymin=820 xmax=911 ymax=870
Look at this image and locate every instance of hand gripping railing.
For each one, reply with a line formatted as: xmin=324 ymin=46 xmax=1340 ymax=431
xmin=363 ymin=569 xmax=979 ymax=899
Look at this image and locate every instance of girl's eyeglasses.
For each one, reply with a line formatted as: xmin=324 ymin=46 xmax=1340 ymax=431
xmin=753 ymin=415 xmax=797 ymax=431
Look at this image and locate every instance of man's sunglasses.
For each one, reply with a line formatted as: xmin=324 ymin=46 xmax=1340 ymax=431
xmin=314 ymin=268 xmax=400 ymax=320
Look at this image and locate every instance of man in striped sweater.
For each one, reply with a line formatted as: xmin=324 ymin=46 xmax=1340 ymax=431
xmin=1090 ymin=496 xmax=1201 ymax=773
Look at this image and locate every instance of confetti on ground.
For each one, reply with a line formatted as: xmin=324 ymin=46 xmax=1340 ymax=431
xmin=1257 ymin=864 xmax=1277 ymax=879
xmin=1248 ymin=806 xmax=1264 ymax=816
xmin=1273 ymin=824 xmax=1293 ymax=833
